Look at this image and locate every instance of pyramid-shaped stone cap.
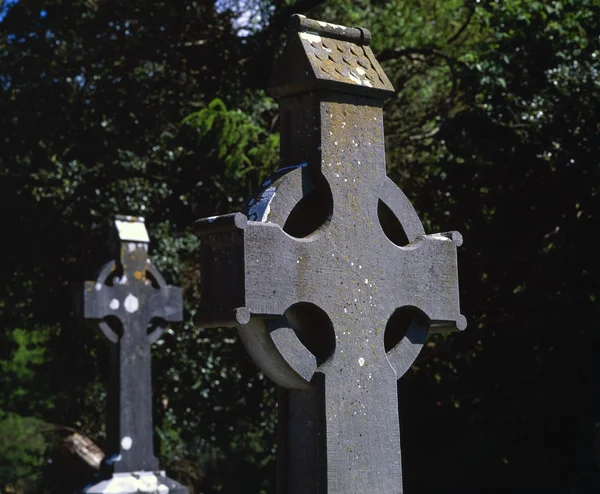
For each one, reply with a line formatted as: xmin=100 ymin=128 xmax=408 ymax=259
xmin=268 ymin=15 xmax=395 ymax=99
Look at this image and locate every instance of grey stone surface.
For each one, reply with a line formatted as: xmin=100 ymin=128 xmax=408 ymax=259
xmin=85 ymin=471 xmax=188 ymax=494
xmin=194 ymin=15 xmax=466 ymax=494
xmin=81 ymin=215 xmax=186 ymax=492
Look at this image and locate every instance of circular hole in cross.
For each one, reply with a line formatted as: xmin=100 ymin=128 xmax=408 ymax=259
xmin=105 ymin=265 xmax=123 ymax=286
xmin=378 ymin=200 xmax=409 ymax=247
xmin=283 ymin=174 xmax=332 ymax=239
xmin=285 ymin=302 xmax=335 ymax=365
xmin=384 ymin=306 xmax=429 ymax=353
xmin=100 ymin=316 xmax=124 ymax=341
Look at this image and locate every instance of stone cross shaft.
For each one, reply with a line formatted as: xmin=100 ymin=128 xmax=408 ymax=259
xmin=82 ymin=215 xmax=182 ymax=474
xmin=193 ymin=15 xmax=466 ymax=494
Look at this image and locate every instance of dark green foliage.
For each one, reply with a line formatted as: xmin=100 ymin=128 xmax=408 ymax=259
xmin=0 ymin=1 xmax=289 ymax=491
xmin=0 ymin=0 xmax=598 ymax=492
xmin=0 ymin=414 xmax=49 ymax=491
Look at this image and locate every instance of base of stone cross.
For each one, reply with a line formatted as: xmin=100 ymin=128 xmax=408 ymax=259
xmin=84 ymin=471 xmax=189 ymax=494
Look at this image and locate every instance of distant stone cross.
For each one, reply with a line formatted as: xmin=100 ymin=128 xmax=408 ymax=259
xmin=194 ymin=15 xmax=466 ymax=494
xmin=82 ymin=215 xmax=183 ymax=476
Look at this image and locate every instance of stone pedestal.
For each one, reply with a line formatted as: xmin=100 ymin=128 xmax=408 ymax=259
xmin=84 ymin=471 xmax=188 ymax=494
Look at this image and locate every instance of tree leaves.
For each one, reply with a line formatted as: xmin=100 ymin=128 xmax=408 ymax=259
xmin=1 ymin=0 xmax=599 ymax=492
xmin=182 ymin=98 xmax=279 ymax=181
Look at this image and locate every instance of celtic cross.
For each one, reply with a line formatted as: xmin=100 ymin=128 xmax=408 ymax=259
xmin=81 ymin=215 xmax=185 ymax=494
xmin=193 ymin=16 xmax=466 ymax=494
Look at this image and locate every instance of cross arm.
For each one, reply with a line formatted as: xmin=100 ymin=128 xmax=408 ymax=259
xmin=393 ymin=231 xmax=467 ymax=332
xmin=193 ymin=213 xmax=252 ymax=328
xmin=82 ymin=261 xmax=118 ymax=321
xmin=193 ymin=213 xmax=306 ymax=328
xmin=148 ymin=285 xmax=183 ymax=322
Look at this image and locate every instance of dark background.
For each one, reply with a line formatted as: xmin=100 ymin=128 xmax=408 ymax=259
xmin=0 ymin=0 xmax=598 ymax=492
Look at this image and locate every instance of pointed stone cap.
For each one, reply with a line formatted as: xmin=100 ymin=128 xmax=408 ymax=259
xmin=268 ymin=14 xmax=395 ymax=99
xmin=114 ymin=215 xmax=150 ymax=244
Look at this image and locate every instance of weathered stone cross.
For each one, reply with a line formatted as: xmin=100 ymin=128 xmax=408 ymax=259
xmin=194 ymin=15 xmax=466 ymax=494
xmin=81 ymin=215 xmax=187 ymax=494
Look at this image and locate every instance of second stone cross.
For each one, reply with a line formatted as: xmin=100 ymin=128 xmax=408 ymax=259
xmin=194 ymin=15 xmax=466 ymax=494
xmin=81 ymin=216 xmax=187 ymax=494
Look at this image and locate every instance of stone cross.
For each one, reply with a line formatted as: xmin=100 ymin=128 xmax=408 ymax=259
xmin=81 ymin=215 xmax=187 ymax=494
xmin=193 ymin=15 xmax=466 ymax=494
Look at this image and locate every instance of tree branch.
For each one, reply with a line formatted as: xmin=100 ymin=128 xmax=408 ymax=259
xmin=447 ymin=6 xmax=476 ymax=45
xmin=408 ymin=125 xmax=441 ymax=140
xmin=378 ymin=46 xmax=458 ymax=65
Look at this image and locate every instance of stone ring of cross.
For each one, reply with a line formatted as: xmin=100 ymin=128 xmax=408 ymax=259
xmin=90 ymin=259 xmax=170 ymax=346
xmin=194 ymin=161 xmax=466 ymax=391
